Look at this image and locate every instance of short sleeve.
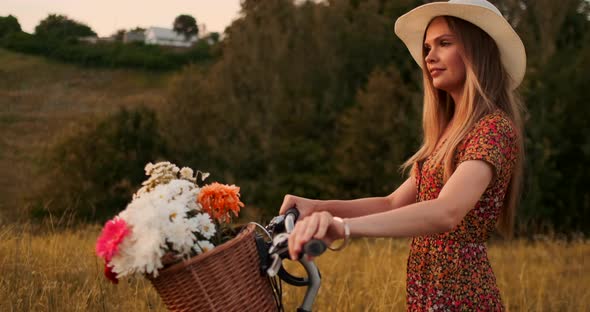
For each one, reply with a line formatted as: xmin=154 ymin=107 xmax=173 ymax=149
xmin=412 ymin=161 xmax=419 ymax=179
xmin=458 ymin=114 xmax=518 ymax=183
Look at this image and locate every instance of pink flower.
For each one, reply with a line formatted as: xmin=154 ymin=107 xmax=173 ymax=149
xmin=96 ymin=218 xmax=130 ymax=262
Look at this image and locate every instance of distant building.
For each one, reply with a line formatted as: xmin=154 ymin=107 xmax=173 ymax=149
xmin=123 ymin=30 xmax=145 ymax=43
xmin=78 ymin=36 xmax=114 ymax=44
xmin=78 ymin=36 xmax=98 ymax=44
xmin=144 ymin=27 xmax=197 ymax=48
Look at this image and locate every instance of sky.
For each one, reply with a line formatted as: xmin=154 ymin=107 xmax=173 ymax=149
xmin=0 ymin=0 xmax=243 ymax=37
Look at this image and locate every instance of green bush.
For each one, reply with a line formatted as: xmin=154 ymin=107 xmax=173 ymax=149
xmin=34 ymin=14 xmax=96 ymax=39
xmin=30 ymin=107 xmax=168 ymax=223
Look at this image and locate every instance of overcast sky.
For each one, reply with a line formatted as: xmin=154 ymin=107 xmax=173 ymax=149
xmin=0 ymin=0 xmax=243 ymax=37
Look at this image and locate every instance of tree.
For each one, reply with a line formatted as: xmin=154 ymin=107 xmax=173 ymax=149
xmin=207 ymin=32 xmax=220 ymax=43
xmin=163 ymin=0 xmax=415 ymax=217
xmin=112 ymin=29 xmax=126 ymax=42
xmin=35 ymin=14 xmax=96 ymax=39
xmin=173 ymin=14 xmax=198 ymax=41
xmin=130 ymin=27 xmax=146 ymax=33
xmin=0 ymin=15 xmax=21 ymax=37
xmin=335 ymin=66 xmax=421 ymax=198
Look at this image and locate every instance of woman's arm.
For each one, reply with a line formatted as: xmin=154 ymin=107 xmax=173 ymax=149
xmin=315 ymin=176 xmax=418 ymax=218
xmin=279 ymin=176 xmax=417 ymax=219
xmin=287 ymin=160 xmax=494 ymax=259
xmin=347 ymin=160 xmax=493 ymax=238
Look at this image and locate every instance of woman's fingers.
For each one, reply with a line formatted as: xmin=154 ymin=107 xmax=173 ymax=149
xmin=288 ymin=212 xmax=334 ymax=260
xmin=313 ymin=212 xmax=331 ymax=239
xmin=289 ymin=219 xmax=305 ymax=260
xmin=293 ymin=218 xmax=315 ymax=260
xmin=279 ymin=194 xmax=294 ymax=215
xmin=279 ymin=194 xmax=318 ymax=220
xmin=302 ymin=215 xmax=319 ymax=242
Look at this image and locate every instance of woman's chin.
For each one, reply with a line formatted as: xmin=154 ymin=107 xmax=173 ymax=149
xmin=432 ymin=82 xmax=448 ymax=91
xmin=432 ymin=80 xmax=459 ymax=94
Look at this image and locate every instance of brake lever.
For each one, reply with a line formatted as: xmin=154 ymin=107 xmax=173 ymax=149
xmin=266 ymin=215 xmax=286 ymax=235
xmin=267 ymin=252 xmax=284 ymax=277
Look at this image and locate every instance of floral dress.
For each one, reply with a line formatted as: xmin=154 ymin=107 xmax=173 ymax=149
xmin=406 ymin=109 xmax=518 ymax=311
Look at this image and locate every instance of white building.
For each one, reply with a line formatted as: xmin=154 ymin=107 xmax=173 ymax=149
xmin=144 ymin=27 xmax=197 ymax=48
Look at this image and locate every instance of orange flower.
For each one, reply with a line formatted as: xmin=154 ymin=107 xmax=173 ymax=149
xmin=197 ymin=182 xmax=244 ymax=223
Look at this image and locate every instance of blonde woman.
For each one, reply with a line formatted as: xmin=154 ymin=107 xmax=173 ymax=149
xmin=279 ymin=0 xmax=526 ymax=310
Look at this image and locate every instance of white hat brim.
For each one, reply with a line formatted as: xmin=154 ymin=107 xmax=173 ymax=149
xmin=394 ymin=2 xmax=526 ymax=90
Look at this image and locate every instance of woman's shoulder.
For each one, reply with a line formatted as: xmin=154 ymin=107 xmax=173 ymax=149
xmin=457 ymin=109 xmax=519 ymax=179
xmin=468 ymin=109 xmax=517 ymax=141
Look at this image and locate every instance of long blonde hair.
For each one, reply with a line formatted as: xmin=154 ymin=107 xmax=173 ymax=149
xmin=400 ymin=16 xmax=526 ymax=238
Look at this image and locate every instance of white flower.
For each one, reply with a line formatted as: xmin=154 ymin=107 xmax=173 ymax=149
xmin=193 ymin=240 xmax=215 ymax=254
xmin=109 ymin=223 xmax=166 ymax=278
xmin=187 ymin=193 xmax=201 ymax=212
xmin=164 ymin=218 xmax=197 ymax=256
xmin=194 ymin=213 xmax=216 ymax=239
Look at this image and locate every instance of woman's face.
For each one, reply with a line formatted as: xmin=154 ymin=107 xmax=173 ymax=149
xmin=423 ymin=17 xmax=466 ymax=96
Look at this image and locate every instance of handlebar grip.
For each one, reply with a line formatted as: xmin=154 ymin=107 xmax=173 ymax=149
xmin=303 ymin=239 xmax=327 ymax=257
xmin=285 ymin=207 xmax=300 ymax=221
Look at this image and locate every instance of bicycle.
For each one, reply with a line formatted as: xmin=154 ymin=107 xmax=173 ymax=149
xmin=251 ymin=207 xmax=328 ymax=312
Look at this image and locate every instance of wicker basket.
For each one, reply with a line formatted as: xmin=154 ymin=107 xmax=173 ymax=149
xmin=148 ymin=223 xmax=277 ymax=312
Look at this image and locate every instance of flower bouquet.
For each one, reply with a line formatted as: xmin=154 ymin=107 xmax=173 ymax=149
xmin=95 ymin=161 xmax=276 ymax=311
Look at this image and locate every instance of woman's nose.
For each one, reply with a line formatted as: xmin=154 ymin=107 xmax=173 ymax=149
xmin=425 ymin=49 xmax=437 ymax=63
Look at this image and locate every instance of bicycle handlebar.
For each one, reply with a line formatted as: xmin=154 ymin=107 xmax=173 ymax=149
xmin=261 ymin=206 xmax=326 ymax=312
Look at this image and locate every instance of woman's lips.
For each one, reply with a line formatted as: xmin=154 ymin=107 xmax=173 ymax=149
xmin=430 ymin=69 xmax=444 ymax=77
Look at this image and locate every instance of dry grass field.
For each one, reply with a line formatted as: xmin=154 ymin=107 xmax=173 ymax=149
xmin=0 ymin=224 xmax=588 ymax=312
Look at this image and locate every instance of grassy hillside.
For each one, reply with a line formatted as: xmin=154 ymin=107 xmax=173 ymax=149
xmin=0 ymin=48 xmax=171 ymax=222
xmin=0 ymin=225 xmax=588 ymax=311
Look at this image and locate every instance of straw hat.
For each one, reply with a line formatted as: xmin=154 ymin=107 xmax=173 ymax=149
xmin=394 ymin=0 xmax=526 ymax=90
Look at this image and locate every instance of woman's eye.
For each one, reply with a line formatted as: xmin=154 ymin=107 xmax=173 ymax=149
xmin=441 ymin=41 xmax=451 ymax=46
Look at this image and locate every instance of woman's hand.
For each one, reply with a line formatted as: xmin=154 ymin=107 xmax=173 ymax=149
xmin=279 ymin=194 xmax=320 ymax=219
xmin=287 ymin=211 xmax=345 ymax=261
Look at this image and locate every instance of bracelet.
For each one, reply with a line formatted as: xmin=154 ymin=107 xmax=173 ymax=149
xmin=328 ymin=217 xmax=350 ymax=251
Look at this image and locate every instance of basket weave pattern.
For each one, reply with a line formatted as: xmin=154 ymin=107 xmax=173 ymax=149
xmin=148 ymin=223 xmax=277 ymax=312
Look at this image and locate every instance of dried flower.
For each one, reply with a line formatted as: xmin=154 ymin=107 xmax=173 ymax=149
xmin=180 ymin=167 xmax=195 ymax=182
xmin=135 ymin=161 xmax=182 ymax=198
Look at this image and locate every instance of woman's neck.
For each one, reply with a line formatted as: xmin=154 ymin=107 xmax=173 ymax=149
xmin=449 ymin=86 xmax=463 ymax=106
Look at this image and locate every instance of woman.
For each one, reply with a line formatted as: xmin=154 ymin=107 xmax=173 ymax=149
xmin=279 ymin=0 xmax=526 ymax=310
